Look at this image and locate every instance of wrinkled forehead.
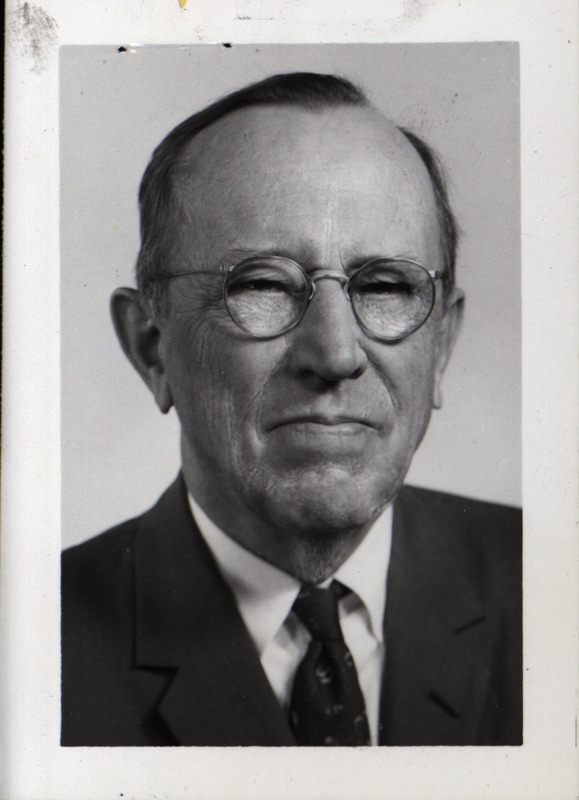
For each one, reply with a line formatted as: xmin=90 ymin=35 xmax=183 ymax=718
xmin=171 ymin=105 xmax=439 ymax=257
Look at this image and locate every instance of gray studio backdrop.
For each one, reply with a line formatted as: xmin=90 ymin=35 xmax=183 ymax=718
xmin=61 ymin=43 xmax=521 ymax=549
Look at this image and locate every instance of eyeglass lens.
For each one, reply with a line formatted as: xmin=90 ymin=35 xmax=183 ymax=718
xmin=224 ymin=257 xmax=435 ymax=340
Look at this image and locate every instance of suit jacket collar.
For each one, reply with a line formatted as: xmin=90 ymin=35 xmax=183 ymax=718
xmin=133 ymin=477 xmax=495 ymax=746
xmin=380 ymin=486 xmax=492 ymax=745
xmin=134 ymin=475 xmax=295 ymax=746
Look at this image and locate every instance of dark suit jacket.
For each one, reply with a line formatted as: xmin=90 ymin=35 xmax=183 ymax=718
xmin=61 ymin=475 xmax=522 ymax=746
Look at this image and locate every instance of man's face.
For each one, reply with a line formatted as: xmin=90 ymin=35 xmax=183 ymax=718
xmin=155 ymin=105 xmax=455 ymax=557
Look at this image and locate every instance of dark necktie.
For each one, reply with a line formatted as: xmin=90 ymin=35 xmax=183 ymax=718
xmin=288 ymin=581 xmax=371 ymax=746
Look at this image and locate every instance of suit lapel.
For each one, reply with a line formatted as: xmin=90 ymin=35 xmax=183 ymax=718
xmin=380 ymin=487 xmax=493 ymax=745
xmin=134 ymin=475 xmax=295 ymax=746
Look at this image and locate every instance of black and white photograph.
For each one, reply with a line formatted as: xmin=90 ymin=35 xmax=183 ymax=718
xmin=60 ymin=44 xmax=522 ymax=749
xmin=2 ymin=3 xmax=578 ymax=799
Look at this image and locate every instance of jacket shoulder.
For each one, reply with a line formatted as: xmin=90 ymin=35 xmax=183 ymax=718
xmin=62 ymin=517 xmax=141 ymax=598
xmin=397 ymin=485 xmax=522 ymax=545
xmin=63 ymin=515 xmax=141 ymax=561
xmin=63 ymin=514 xmax=152 ymax=648
xmin=398 ymin=484 xmax=521 ymax=524
xmin=395 ymin=485 xmax=522 ymax=605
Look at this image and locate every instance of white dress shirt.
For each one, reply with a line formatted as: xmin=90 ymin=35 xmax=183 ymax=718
xmin=188 ymin=494 xmax=393 ymax=745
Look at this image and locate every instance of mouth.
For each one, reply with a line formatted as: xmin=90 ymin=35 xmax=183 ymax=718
xmin=264 ymin=412 xmax=384 ymax=462
xmin=270 ymin=415 xmax=378 ymax=432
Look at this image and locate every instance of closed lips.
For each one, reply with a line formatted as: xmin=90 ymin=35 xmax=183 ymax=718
xmin=270 ymin=415 xmax=378 ymax=429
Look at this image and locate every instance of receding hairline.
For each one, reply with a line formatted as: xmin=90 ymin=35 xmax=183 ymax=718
xmin=178 ymin=101 xmax=412 ymax=164
xmin=164 ymin=105 xmax=442 ymax=282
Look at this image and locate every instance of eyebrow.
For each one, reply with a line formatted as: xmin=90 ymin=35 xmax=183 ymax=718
xmin=343 ymin=253 xmax=422 ymax=271
xmin=226 ymin=246 xmax=310 ymax=262
xmin=224 ymin=248 xmax=424 ymax=273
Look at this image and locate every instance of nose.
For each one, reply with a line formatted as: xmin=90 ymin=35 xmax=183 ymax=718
xmin=287 ymin=275 xmax=369 ymax=382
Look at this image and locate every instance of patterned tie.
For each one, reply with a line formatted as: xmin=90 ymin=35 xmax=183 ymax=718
xmin=288 ymin=581 xmax=371 ymax=746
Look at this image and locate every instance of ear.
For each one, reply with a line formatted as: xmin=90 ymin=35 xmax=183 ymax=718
xmin=110 ymin=288 xmax=173 ymax=414
xmin=432 ymin=288 xmax=464 ymax=410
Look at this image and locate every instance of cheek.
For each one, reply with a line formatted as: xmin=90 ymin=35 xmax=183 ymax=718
xmin=381 ymin=331 xmax=438 ymax=427
xmin=167 ymin=321 xmax=228 ymax=428
xmin=166 ymin=319 xmax=285 ymax=447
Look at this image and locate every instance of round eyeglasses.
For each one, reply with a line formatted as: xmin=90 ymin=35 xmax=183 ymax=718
xmin=159 ymin=256 xmax=442 ymax=341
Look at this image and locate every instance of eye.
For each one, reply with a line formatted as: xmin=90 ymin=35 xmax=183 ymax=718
xmin=362 ymin=278 xmax=413 ymax=295
xmin=234 ymin=277 xmax=291 ymax=293
xmin=228 ymin=262 xmax=304 ymax=298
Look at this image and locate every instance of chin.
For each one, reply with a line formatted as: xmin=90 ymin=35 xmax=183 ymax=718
xmin=256 ymin=465 xmax=392 ymax=536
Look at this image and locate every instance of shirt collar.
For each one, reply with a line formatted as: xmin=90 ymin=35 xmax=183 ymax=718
xmin=331 ymin=506 xmax=392 ymax=641
xmin=188 ymin=494 xmax=392 ymax=655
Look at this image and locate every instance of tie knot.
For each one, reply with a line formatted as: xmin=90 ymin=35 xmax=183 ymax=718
xmin=292 ymin=581 xmax=344 ymax=643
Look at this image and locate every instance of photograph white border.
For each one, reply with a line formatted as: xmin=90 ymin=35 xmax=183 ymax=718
xmin=2 ymin=1 xmax=578 ymax=799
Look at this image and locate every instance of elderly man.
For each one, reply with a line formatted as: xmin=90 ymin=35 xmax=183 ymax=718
xmin=61 ymin=72 xmax=522 ymax=747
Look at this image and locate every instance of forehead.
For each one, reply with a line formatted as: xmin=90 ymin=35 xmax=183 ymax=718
xmin=173 ymin=105 xmax=440 ymax=262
